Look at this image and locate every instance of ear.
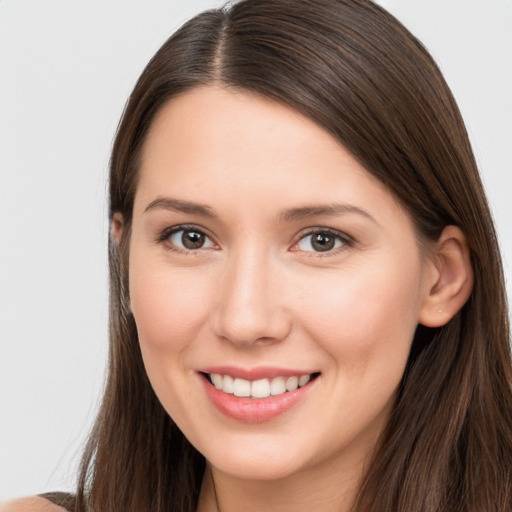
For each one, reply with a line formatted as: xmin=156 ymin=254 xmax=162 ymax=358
xmin=418 ymin=225 xmax=474 ymax=327
xmin=111 ymin=212 xmax=125 ymax=245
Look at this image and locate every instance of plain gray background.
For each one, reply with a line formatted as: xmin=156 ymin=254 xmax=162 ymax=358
xmin=1 ymin=0 xmax=511 ymax=501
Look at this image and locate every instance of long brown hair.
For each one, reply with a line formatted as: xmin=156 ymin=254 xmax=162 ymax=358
xmin=76 ymin=1 xmax=512 ymax=511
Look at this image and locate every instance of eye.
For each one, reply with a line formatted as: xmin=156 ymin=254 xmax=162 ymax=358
xmin=166 ymin=227 xmax=215 ymax=251
xmin=295 ymin=230 xmax=348 ymax=253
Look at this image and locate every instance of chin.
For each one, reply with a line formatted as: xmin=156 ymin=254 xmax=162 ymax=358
xmin=199 ymin=432 xmax=311 ymax=481
xmin=210 ymin=456 xmax=302 ymax=482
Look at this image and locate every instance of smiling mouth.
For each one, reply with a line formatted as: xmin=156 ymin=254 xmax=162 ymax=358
xmin=202 ymin=372 xmax=320 ymax=399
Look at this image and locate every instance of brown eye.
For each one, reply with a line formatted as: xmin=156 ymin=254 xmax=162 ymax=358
xmin=296 ymin=230 xmax=345 ymax=253
xmin=182 ymin=230 xmax=205 ymax=249
xmin=311 ymin=233 xmax=335 ymax=251
xmin=168 ymin=228 xmax=214 ymax=251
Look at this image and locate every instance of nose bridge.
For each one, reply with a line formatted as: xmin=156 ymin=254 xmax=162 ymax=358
xmin=213 ymin=243 xmax=290 ymax=346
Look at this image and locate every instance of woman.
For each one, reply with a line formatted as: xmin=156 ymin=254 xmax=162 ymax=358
xmin=7 ymin=0 xmax=511 ymax=511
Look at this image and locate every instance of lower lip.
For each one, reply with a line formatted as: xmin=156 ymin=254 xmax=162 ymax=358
xmin=200 ymin=375 xmax=316 ymax=423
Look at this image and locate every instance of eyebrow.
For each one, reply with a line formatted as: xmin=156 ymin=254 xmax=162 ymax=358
xmin=144 ymin=197 xmax=216 ymax=217
xmin=144 ymin=196 xmax=376 ymax=224
xmin=280 ymin=203 xmax=377 ymax=224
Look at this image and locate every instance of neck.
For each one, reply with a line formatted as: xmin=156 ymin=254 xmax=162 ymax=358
xmin=196 ymin=453 xmax=368 ymax=512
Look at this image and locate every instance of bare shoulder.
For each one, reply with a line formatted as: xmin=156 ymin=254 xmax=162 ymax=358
xmin=0 ymin=496 xmax=67 ymax=512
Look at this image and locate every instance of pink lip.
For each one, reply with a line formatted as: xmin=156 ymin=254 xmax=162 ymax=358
xmin=199 ymin=370 xmax=318 ymax=424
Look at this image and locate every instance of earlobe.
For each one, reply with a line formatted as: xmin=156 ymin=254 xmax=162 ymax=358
xmin=418 ymin=226 xmax=474 ymax=327
xmin=111 ymin=212 xmax=125 ymax=245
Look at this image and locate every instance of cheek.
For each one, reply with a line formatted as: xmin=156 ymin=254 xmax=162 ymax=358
xmin=295 ymin=257 xmax=423 ymax=368
xmin=128 ymin=260 xmax=215 ymax=428
xmin=129 ymin=261 xmax=213 ymax=354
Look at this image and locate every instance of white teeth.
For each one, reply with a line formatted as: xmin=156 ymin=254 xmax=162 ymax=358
xmin=209 ymin=373 xmax=313 ymax=399
xmin=233 ymin=378 xmax=251 ymax=397
xmin=285 ymin=376 xmax=299 ymax=391
xmin=251 ymin=378 xmax=271 ymax=398
xmin=211 ymin=373 xmax=223 ymax=389
xmin=270 ymin=377 xmax=286 ymax=395
xmin=298 ymin=374 xmax=311 ymax=387
xmin=223 ymin=375 xmax=234 ymax=394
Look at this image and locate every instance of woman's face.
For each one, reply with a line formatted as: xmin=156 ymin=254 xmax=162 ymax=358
xmin=127 ymin=86 xmax=434 ymax=482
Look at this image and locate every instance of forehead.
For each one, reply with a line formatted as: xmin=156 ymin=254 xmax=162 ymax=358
xmin=134 ymin=86 xmax=406 ymax=225
xmin=140 ymin=85 xmax=348 ymax=174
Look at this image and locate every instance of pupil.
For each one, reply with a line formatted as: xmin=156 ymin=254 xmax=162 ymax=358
xmin=182 ymin=230 xmax=205 ymax=249
xmin=312 ymin=233 xmax=334 ymax=252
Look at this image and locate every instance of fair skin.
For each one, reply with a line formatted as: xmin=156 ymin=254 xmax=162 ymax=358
xmin=123 ymin=86 xmax=471 ymax=512
xmin=0 ymin=497 xmax=65 ymax=512
xmin=8 ymin=86 xmax=472 ymax=512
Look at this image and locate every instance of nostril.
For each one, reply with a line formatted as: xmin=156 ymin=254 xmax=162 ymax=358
xmin=213 ymin=312 xmax=293 ymax=348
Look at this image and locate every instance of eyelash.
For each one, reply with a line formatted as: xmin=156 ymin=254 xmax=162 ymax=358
xmin=156 ymin=225 xmax=353 ymax=256
xmin=292 ymin=228 xmax=353 ymax=257
xmin=156 ymin=224 xmax=217 ymax=254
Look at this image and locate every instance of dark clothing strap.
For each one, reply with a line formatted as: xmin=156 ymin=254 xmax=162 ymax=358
xmin=39 ymin=492 xmax=76 ymax=511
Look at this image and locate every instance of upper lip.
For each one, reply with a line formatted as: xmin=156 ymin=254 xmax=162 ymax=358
xmin=198 ymin=365 xmax=318 ymax=381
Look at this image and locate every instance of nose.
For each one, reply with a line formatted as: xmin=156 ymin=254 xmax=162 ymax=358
xmin=211 ymin=247 xmax=292 ymax=347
